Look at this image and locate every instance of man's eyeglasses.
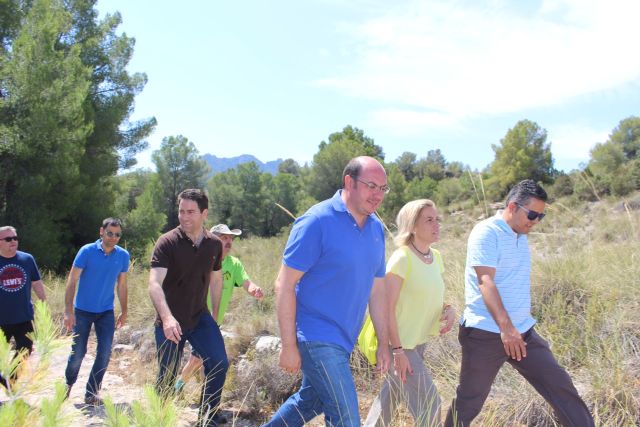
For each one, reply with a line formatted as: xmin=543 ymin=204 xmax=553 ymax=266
xmin=517 ymin=204 xmax=546 ymax=221
xmin=353 ymin=177 xmax=391 ymax=194
xmin=104 ymin=231 xmax=122 ymax=238
xmin=2 ymin=236 xmax=18 ymax=242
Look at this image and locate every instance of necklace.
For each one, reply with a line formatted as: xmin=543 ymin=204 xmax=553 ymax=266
xmin=410 ymin=241 xmax=433 ymax=261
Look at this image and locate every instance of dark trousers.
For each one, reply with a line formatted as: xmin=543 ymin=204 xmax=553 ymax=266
xmin=444 ymin=325 xmax=594 ymax=427
xmin=0 ymin=321 xmax=33 ymax=389
xmin=155 ymin=312 xmax=228 ymax=424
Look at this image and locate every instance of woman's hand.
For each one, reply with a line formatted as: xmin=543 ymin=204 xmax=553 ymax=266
xmin=393 ymin=350 xmax=413 ymax=382
xmin=439 ymin=305 xmax=456 ymax=335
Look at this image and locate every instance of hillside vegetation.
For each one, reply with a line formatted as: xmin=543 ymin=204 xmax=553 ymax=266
xmin=2 ymin=193 xmax=638 ymax=426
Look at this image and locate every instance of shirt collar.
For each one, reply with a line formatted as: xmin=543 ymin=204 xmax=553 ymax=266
xmin=494 ymin=210 xmax=517 ymax=236
xmin=94 ymin=239 xmax=106 ymax=253
xmin=330 ymin=189 xmax=348 ymax=212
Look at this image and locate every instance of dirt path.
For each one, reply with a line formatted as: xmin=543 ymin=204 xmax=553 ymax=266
xmin=1 ymin=337 xmax=261 ymax=426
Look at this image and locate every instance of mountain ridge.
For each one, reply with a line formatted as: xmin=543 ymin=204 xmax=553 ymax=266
xmin=202 ymin=153 xmax=283 ymax=175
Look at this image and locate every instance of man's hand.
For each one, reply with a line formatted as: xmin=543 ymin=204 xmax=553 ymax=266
xmin=279 ymin=344 xmax=301 ymax=374
xmin=439 ymin=305 xmax=456 ymax=335
xmin=64 ymin=311 xmax=75 ymax=332
xmin=247 ymin=282 xmax=264 ymax=299
xmin=392 ymin=350 xmax=412 ymax=382
xmin=162 ymin=315 xmax=182 ymax=344
xmin=500 ymin=324 xmax=527 ymax=361
xmin=375 ymin=345 xmax=391 ymax=375
xmin=116 ymin=312 xmax=128 ymax=329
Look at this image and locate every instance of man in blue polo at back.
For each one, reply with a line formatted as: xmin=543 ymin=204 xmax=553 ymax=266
xmin=264 ymin=156 xmax=391 ymax=427
xmin=63 ymin=217 xmax=129 ymax=405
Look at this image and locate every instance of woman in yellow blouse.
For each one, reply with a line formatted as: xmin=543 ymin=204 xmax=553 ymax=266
xmin=364 ymin=199 xmax=456 ymax=427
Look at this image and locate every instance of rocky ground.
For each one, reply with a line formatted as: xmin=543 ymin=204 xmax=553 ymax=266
xmin=1 ymin=326 xmax=373 ymax=426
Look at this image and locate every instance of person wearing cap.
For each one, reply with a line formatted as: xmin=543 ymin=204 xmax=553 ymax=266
xmin=174 ymin=223 xmax=263 ymax=392
xmin=0 ymin=225 xmax=47 ymax=391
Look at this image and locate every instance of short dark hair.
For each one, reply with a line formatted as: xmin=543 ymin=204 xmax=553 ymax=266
xmin=342 ymin=157 xmax=365 ymax=187
xmin=505 ymin=179 xmax=548 ymax=207
xmin=178 ymin=189 xmax=209 ymax=212
xmin=102 ymin=218 xmax=123 ymax=229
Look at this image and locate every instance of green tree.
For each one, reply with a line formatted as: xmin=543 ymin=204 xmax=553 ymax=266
xmin=609 ymin=116 xmax=640 ymax=160
xmin=394 ymin=152 xmax=417 ymax=182
xmin=378 ymin=165 xmax=407 ymax=225
xmin=123 ymin=179 xmax=166 ymax=261
xmin=589 ymin=142 xmax=625 ymax=177
xmin=152 ymin=135 xmax=210 ymax=230
xmin=278 ymin=158 xmax=301 ymax=176
xmin=417 ymin=149 xmax=447 ymax=181
xmin=0 ymin=0 xmax=91 ymax=267
xmin=0 ymin=0 xmax=154 ymax=269
xmin=489 ymin=119 xmax=554 ymax=197
xmin=404 ymin=176 xmax=438 ymax=203
xmin=445 ymin=161 xmax=465 ymax=178
xmin=308 ymin=126 xmax=384 ymax=201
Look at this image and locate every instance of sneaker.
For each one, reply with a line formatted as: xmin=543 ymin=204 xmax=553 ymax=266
xmin=84 ymin=395 xmax=103 ymax=406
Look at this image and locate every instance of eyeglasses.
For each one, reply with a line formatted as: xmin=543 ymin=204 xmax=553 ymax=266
xmin=2 ymin=236 xmax=18 ymax=242
xmin=353 ymin=177 xmax=391 ymax=194
xmin=517 ymin=204 xmax=546 ymax=221
xmin=104 ymin=231 xmax=122 ymax=238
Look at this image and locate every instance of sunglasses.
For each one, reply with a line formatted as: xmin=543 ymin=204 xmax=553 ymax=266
xmin=104 ymin=231 xmax=122 ymax=238
xmin=516 ymin=203 xmax=546 ymax=221
xmin=2 ymin=236 xmax=19 ymax=242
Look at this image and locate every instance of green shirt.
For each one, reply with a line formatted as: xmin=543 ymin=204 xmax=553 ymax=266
xmin=207 ymin=255 xmax=250 ymax=323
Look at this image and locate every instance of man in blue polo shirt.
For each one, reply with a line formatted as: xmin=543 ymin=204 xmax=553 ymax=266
xmin=63 ymin=218 xmax=130 ymax=405
xmin=264 ymin=156 xmax=391 ymax=427
xmin=445 ymin=180 xmax=594 ymax=427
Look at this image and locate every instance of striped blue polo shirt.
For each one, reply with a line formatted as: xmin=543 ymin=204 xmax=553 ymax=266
xmin=461 ymin=211 xmax=536 ymax=333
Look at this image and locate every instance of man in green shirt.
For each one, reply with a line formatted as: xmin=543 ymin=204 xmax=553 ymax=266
xmin=176 ymin=224 xmax=263 ymax=393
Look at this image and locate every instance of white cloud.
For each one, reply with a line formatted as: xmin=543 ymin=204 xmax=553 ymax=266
xmin=548 ymin=123 xmax=609 ymax=162
xmin=317 ymin=0 xmax=640 ymax=124
xmin=369 ymin=109 xmax=460 ymax=136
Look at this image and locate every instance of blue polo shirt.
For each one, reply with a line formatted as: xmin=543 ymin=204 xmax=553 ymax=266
xmin=73 ymin=240 xmax=130 ymax=313
xmin=284 ymin=190 xmax=386 ymax=352
xmin=461 ymin=212 xmax=536 ymax=333
xmin=0 ymin=251 xmax=41 ymax=324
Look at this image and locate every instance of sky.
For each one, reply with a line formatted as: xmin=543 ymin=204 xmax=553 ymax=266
xmin=97 ymin=0 xmax=640 ymax=173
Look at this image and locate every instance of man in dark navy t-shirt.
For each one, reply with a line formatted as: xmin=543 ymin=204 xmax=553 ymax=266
xmin=0 ymin=225 xmax=47 ymax=390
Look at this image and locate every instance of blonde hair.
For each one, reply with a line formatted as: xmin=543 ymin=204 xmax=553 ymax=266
xmin=393 ymin=199 xmax=436 ymax=247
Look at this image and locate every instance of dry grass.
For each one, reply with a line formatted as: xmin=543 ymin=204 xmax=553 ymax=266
xmin=16 ymin=193 xmax=640 ymax=426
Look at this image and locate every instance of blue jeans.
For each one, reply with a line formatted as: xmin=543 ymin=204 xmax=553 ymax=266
xmin=155 ymin=312 xmax=228 ymax=418
xmin=264 ymin=341 xmax=360 ymax=427
xmin=65 ymin=308 xmax=115 ymax=398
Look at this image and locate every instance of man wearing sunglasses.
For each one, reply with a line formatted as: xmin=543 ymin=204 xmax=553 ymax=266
xmin=63 ymin=218 xmax=130 ymax=406
xmin=0 ymin=226 xmax=47 ymax=390
xmin=445 ymin=180 xmax=594 ymax=427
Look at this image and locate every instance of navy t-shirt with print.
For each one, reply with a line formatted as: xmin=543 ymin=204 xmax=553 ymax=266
xmin=0 ymin=251 xmax=41 ymax=325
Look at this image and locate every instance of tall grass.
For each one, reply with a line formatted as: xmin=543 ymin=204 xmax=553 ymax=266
xmin=2 ymin=195 xmax=638 ymax=426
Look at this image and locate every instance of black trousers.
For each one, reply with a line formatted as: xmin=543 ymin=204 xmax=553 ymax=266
xmin=444 ymin=324 xmax=594 ymax=427
xmin=0 ymin=320 xmax=34 ymax=389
